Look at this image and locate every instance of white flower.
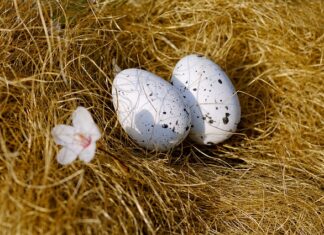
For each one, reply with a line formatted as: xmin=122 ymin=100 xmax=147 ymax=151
xmin=51 ymin=106 xmax=101 ymax=165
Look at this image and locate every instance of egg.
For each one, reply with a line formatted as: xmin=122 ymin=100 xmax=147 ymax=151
xmin=112 ymin=68 xmax=191 ymax=151
xmin=171 ymin=54 xmax=241 ymax=145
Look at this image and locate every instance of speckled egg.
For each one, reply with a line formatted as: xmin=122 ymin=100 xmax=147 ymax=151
xmin=112 ymin=68 xmax=191 ymax=151
xmin=171 ymin=54 xmax=241 ymax=145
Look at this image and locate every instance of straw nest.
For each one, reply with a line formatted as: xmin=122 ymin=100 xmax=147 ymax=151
xmin=0 ymin=0 xmax=323 ymax=234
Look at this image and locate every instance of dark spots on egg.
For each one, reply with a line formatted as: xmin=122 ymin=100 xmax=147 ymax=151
xmin=183 ymin=96 xmax=186 ymax=98
xmin=218 ymin=79 xmax=222 ymax=84
xmin=149 ymin=93 xmax=153 ymax=96
xmin=204 ymin=89 xmax=206 ymax=91
xmin=223 ymin=113 xmax=230 ymax=125
xmin=202 ymin=117 xmax=206 ymax=120
xmin=176 ymin=120 xmax=179 ymax=125
xmin=203 ymin=70 xmax=206 ymax=73
xmin=196 ymin=116 xmax=199 ymax=118
xmin=193 ymin=88 xmax=197 ymax=91
xmin=151 ymin=125 xmax=154 ymax=127
xmin=146 ymin=84 xmax=150 ymax=86
xmin=163 ymin=111 xmax=166 ymax=114
xmin=170 ymin=81 xmax=173 ymax=85
xmin=185 ymin=81 xmax=188 ymax=84
xmin=225 ymin=106 xmax=229 ymax=110
xmin=183 ymin=108 xmax=189 ymax=115
xmin=186 ymin=126 xmax=189 ymax=131
xmin=216 ymin=107 xmax=218 ymax=110
xmin=162 ymin=124 xmax=168 ymax=128
xmin=220 ymin=99 xmax=223 ymax=102
xmin=172 ymin=127 xmax=175 ymax=132
xmin=191 ymin=125 xmax=194 ymax=128
xmin=209 ymin=90 xmax=211 ymax=92
xmin=209 ymin=120 xmax=214 ymax=124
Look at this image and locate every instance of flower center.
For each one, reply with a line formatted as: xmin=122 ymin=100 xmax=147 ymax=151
xmin=74 ymin=133 xmax=91 ymax=148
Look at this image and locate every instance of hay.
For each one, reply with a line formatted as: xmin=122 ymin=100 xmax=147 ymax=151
xmin=0 ymin=0 xmax=323 ymax=234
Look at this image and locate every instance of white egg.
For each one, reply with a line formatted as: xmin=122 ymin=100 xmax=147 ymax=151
xmin=112 ymin=68 xmax=191 ymax=151
xmin=171 ymin=54 xmax=241 ymax=145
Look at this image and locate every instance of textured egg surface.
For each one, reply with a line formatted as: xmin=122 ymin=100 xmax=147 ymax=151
xmin=171 ymin=54 xmax=241 ymax=145
xmin=112 ymin=68 xmax=191 ymax=151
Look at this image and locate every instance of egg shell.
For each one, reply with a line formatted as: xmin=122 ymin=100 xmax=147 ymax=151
xmin=171 ymin=54 xmax=241 ymax=145
xmin=112 ymin=68 xmax=191 ymax=151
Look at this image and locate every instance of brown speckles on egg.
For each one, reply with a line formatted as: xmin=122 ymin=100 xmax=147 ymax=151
xmin=162 ymin=124 xmax=168 ymax=128
xmin=223 ymin=113 xmax=230 ymax=125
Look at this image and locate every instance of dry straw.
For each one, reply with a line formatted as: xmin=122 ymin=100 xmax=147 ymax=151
xmin=0 ymin=0 xmax=323 ymax=234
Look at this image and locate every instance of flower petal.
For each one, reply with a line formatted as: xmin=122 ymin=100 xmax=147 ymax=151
xmin=57 ymin=147 xmax=78 ymax=165
xmin=51 ymin=125 xmax=76 ymax=146
xmin=79 ymin=143 xmax=96 ymax=163
xmin=72 ymin=106 xmax=101 ymax=141
xmin=72 ymin=106 xmax=95 ymax=132
xmin=90 ymin=124 xmax=101 ymax=142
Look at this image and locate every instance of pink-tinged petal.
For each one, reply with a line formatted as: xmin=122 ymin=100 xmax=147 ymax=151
xmin=57 ymin=147 xmax=78 ymax=165
xmin=64 ymin=142 xmax=84 ymax=155
xmin=72 ymin=106 xmax=95 ymax=133
xmin=79 ymin=143 xmax=96 ymax=163
xmin=51 ymin=125 xmax=76 ymax=146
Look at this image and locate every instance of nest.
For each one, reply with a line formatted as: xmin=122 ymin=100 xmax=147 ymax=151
xmin=0 ymin=0 xmax=323 ymax=234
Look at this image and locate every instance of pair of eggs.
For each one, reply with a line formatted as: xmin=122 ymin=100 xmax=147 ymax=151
xmin=112 ymin=54 xmax=241 ymax=151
